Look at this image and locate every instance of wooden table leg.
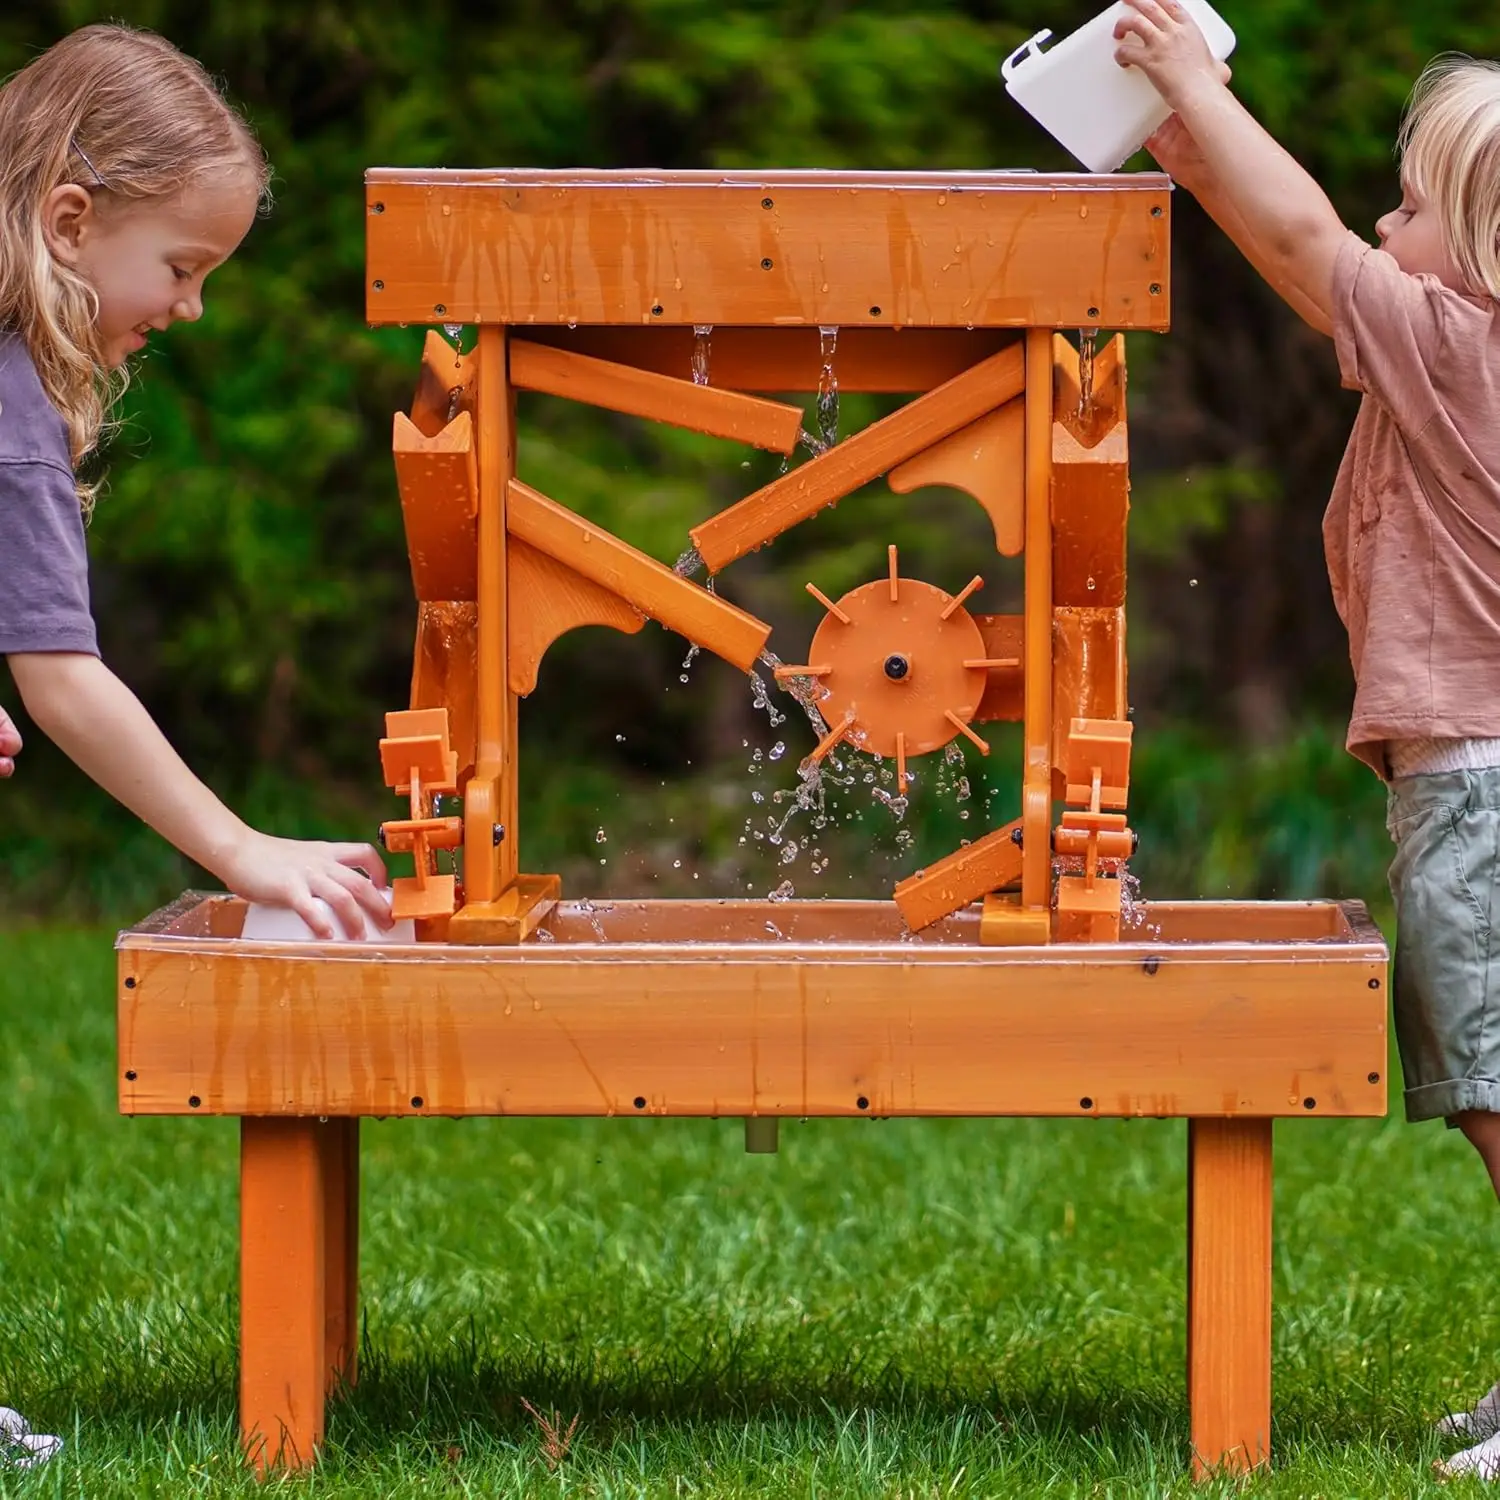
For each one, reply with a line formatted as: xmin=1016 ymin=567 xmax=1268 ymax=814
xmin=1187 ymin=1117 xmax=1272 ymax=1478
xmin=321 ymin=1118 xmax=360 ymax=1393
xmin=240 ymin=1117 xmax=328 ymax=1474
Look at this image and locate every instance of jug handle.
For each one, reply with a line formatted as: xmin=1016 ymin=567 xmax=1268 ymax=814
xmin=1001 ymin=29 xmax=1053 ymax=82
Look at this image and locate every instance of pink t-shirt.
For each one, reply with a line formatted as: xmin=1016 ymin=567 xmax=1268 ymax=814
xmin=1324 ymin=231 xmax=1500 ymax=777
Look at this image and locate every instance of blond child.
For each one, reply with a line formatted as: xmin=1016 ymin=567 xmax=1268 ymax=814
xmin=0 ymin=25 xmax=389 ymax=939
xmin=1114 ymin=0 xmax=1500 ymax=1478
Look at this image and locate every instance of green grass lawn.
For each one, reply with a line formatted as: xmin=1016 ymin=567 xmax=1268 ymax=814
xmin=0 ymin=925 xmax=1494 ymax=1497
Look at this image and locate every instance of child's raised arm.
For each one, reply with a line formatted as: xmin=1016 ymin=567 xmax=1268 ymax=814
xmin=8 ymin=650 xmax=389 ymax=938
xmin=1115 ymin=0 xmax=1349 ymax=334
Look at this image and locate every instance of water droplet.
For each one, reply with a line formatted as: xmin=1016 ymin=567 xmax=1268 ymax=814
xmin=595 ymin=828 xmax=608 ymax=843
xmin=768 ymin=741 xmax=786 ymax=762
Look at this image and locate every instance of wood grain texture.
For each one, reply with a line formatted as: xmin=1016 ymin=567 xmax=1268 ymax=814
xmin=364 ymin=171 xmax=1171 ymax=329
xmin=1188 ymin=1117 xmax=1272 ymax=1476
xmin=510 ymin=339 xmax=803 ymax=452
xmin=118 ymin=899 xmax=1387 ymax=1120
xmin=691 ymin=343 xmax=1026 ymax=573
xmin=240 ymin=1118 xmax=326 ymax=1474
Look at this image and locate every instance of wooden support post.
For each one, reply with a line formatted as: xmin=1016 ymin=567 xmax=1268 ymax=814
xmin=1187 ymin=1117 xmax=1272 ymax=1478
xmin=1021 ymin=328 xmax=1054 ymax=914
xmin=320 ymin=1118 xmax=359 ymax=1394
xmin=240 ymin=1118 xmax=327 ymax=1474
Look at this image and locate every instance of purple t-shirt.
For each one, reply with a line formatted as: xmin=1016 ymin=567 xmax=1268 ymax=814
xmin=0 ymin=333 xmax=97 ymax=655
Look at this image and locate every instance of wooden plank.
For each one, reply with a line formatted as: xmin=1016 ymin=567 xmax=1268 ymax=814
xmin=894 ymin=818 xmax=1024 ymax=933
xmin=1053 ymin=406 xmax=1129 ymax=610
xmin=320 ymin=1119 xmax=359 ymax=1394
xmin=508 ymin=479 xmax=771 ymax=672
xmin=364 ymin=171 xmax=1171 ymax=329
xmin=411 ymin=601 xmax=478 ymax=781
xmin=464 ymin=327 xmax=514 ymax=903
xmin=509 ymin=339 xmax=803 ymax=453
xmin=240 ymin=1118 xmax=326 ymax=1474
xmin=1021 ymin=329 xmax=1054 ymax=912
xmin=392 ymin=411 xmax=477 ymax=601
xmin=1188 ymin=1118 xmax=1272 ymax=1476
xmin=691 ymin=343 xmax=1026 ymax=573
xmin=118 ymin=914 xmax=1387 ymax=1119
xmin=521 ymin=326 xmax=1016 ymax=394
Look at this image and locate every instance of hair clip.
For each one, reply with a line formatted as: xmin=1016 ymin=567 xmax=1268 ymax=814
xmin=69 ymin=137 xmax=108 ymax=190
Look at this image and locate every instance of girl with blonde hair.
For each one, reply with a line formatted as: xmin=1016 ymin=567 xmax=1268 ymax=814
xmin=1114 ymin=0 xmax=1500 ymax=1478
xmin=0 ymin=23 xmax=389 ymax=938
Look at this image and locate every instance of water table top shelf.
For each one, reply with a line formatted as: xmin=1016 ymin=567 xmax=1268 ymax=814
xmin=364 ymin=167 xmax=1172 ymax=331
xmin=118 ymin=894 xmax=1386 ymax=1123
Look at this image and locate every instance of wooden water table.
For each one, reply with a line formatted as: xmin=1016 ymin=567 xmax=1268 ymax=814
xmin=116 ymin=168 xmax=1388 ymax=1478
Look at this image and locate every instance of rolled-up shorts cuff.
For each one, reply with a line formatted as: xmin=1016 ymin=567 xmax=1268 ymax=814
xmin=1405 ymin=1077 xmax=1500 ymax=1125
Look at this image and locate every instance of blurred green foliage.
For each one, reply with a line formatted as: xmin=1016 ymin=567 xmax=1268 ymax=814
xmin=2 ymin=0 xmax=1479 ymax=920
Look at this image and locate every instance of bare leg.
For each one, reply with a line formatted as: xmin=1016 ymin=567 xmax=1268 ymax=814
xmin=1455 ymin=1110 xmax=1500 ymax=1199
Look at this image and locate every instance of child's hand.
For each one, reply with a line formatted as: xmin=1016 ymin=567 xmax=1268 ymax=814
xmin=1114 ymin=0 xmax=1225 ymax=111
xmin=220 ymin=831 xmax=391 ymax=939
xmin=1141 ymin=61 xmax=1232 ymax=186
xmin=0 ymin=705 xmax=20 ymax=778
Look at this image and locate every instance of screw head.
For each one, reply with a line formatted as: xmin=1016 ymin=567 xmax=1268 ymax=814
xmin=883 ymin=653 xmax=910 ymax=681
xmin=1149 ymin=283 xmax=1162 ymax=295
xmin=868 ymin=305 xmax=882 ymax=317
xmin=762 ymin=197 xmax=774 ymax=208
xmin=372 ymin=279 xmax=384 ymax=291
xmin=651 ymin=304 xmax=663 ymax=316
xmin=1086 ymin=306 xmax=1099 ymax=318
xmin=434 ymin=303 xmax=447 ymax=316
xmin=371 ymin=201 xmax=385 ymax=214
xmin=761 ymin=257 xmax=774 ymax=269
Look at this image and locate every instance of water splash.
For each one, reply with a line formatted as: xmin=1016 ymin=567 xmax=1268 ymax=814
xmin=673 ymin=546 xmax=705 ymax=578
xmin=691 ymin=325 xmax=713 ymax=387
xmin=680 ymin=643 xmax=700 ymax=683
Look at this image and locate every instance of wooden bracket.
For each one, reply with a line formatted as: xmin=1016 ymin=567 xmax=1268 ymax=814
xmin=893 ymin=817 xmax=1024 ymax=934
xmin=379 ymin=708 xmax=463 ymax=921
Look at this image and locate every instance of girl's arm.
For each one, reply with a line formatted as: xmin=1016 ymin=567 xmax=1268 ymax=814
xmin=1144 ymin=114 xmax=1336 ymax=335
xmin=1116 ymin=0 xmax=1348 ymax=331
xmin=8 ymin=651 xmax=390 ymax=937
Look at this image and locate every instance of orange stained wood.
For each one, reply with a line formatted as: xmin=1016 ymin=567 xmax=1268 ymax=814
xmin=1050 ymin=608 xmax=1125 ymax=788
xmin=1188 ymin=1118 xmax=1272 ymax=1477
xmin=465 ymin=325 xmax=515 ymax=903
xmin=447 ymin=873 xmax=562 ymax=946
xmin=364 ymin=170 xmax=1171 ymax=330
xmin=894 ymin=818 xmax=1024 ymax=934
xmin=240 ymin=1118 xmax=328 ymax=1474
xmin=117 ymin=895 xmax=1387 ymax=1120
xmin=1053 ymin=330 xmax=1126 ymax=450
xmin=509 ymin=339 xmax=804 ymax=453
xmin=1053 ymin=352 xmax=1129 ymax=610
xmin=319 ymin=1119 xmax=359 ymax=1394
xmin=1055 ymin=875 xmax=1123 ymax=943
xmin=507 ymin=536 xmax=645 ymax=695
xmin=804 ymin=568 xmax=989 ymax=759
xmin=392 ymin=411 xmax=478 ymax=601
xmin=887 ymin=399 xmax=1025 ymax=555
xmin=507 ymin=479 xmax=771 ymax=673
xmin=1021 ymin=328 xmax=1055 ymax=912
xmin=411 ymin=601 xmax=477 ymax=781
xmin=410 ymin=329 xmax=476 ymax=437
xmin=521 ymin=326 xmax=1017 ymax=394
xmin=690 ymin=342 xmax=1027 ymax=573
xmin=1064 ymin=717 xmax=1133 ymax=809
xmin=980 ymin=892 xmax=1054 ymax=946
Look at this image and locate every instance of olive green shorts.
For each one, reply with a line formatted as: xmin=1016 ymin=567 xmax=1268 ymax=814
xmin=1387 ymin=767 xmax=1500 ymax=1123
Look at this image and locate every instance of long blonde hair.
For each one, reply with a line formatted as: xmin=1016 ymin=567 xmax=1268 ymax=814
xmin=1399 ymin=55 xmax=1500 ymax=299
xmin=0 ymin=24 xmax=270 ymax=508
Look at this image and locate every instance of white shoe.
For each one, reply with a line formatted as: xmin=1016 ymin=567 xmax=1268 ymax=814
xmin=1438 ymin=1381 xmax=1500 ymax=1440
xmin=1438 ymin=1429 xmax=1500 ymax=1481
xmin=0 ymin=1407 xmax=62 ymax=1468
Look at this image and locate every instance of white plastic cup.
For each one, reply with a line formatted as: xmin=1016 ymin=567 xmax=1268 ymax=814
xmin=240 ymin=885 xmax=415 ymax=943
xmin=1002 ymin=0 xmax=1236 ymax=174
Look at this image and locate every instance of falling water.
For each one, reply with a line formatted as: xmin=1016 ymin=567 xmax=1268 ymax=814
xmin=673 ymin=545 xmax=705 ymax=578
xmin=691 ymin=325 xmax=713 ymax=386
xmin=816 ymin=326 xmax=840 ymax=449
xmin=1077 ymin=326 xmax=1098 ymax=420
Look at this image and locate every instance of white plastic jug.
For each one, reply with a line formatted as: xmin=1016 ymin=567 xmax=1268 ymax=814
xmin=1002 ymin=0 xmax=1236 ymax=173
xmin=241 ymin=884 xmax=416 ymax=943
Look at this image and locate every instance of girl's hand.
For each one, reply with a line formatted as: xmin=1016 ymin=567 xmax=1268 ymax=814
xmin=1141 ymin=60 xmax=1232 ymax=187
xmin=0 ymin=705 xmax=20 ymax=777
xmin=219 ymin=831 xmax=391 ymax=940
xmin=1114 ymin=0 xmax=1224 ymax=111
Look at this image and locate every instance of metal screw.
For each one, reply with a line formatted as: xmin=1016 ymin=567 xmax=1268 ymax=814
xmin=124 ymin=976 xmax=137 ymax=989
xmin=411 ymin=1095 xmax=424 ymax=1108
xmin=1303 ymin=1097 xmax=1316 ymax=1109
xmin=372 ymin=279 xmax=384 ymax=290
xmin=1010 ymin=826 xmax=1024 ymax=847
xmin=1149 ymin=283 xmax=1162 ymax=295
xmin=762 ymin=197 xmax=774 ymax=209
xmin=1368 ymin=1072 xmax=1381 ymax=1084
xmin=1367 ymin=977 xmax=1381 ymax=989
xmin=869 ymin=305 xmax=882 ymax=317
xmin=1087 ymin=306 xmax=1099 ymax=318
xmin=188 ymin=1095 xmax=201 ymax=1108
xmin=124 ymin=1070 xmax=137 ymax=1081
xmin=434 ymin=303 xmax=447 ymax=316
xmin=633 ymin=1096 xmax=646 ymax=1110
xmin=856 ymin=1095 xmax=870 ymax=1110
xmin=1143 ymin=955 xmax=1160 ymax=976
xmin=371 ymin=202 xmax=385 ymax=214
xmin=1150 ymin=205 xmax=1163 ymax=217
xmin=651 ymin=304 xmax=664 ymax=316
xmin=883 ymin=654 xmax=910 ymax=681
xmin=761 ymin=257 xmax=774 ymax=269
xmin=1080 ymin=1097 xmax=1093 ymax=1110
